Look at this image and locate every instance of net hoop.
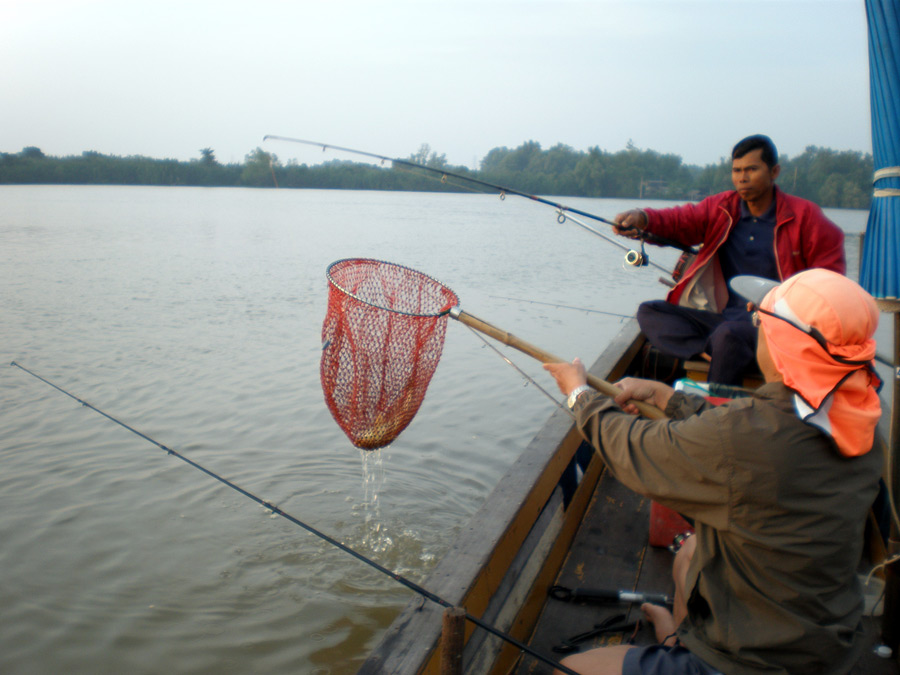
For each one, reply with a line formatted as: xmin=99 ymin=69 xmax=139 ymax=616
xmin=321 ymin=258 xmax=460 ymax=450
xmin=325 ymin=258 xmax=457 ymax=318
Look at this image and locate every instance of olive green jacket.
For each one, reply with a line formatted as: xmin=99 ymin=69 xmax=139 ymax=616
xmin=574 ymin=382 xmax=882 ymax=675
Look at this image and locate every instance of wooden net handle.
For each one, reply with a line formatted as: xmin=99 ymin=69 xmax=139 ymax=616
xmin=452 ymin=309 xmax=667 ymax=420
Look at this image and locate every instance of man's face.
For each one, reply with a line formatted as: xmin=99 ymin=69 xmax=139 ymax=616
xmin=755 ymin=324 xmax=782 ymax=384
xmin=731 ymin=148 xmax=780 ymax=203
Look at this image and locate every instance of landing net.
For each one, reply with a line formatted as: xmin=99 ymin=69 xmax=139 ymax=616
xmin=321 ymin=258 xmax=459 ymax=449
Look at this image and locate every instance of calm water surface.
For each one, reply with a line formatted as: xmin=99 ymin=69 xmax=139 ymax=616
xmin=0 ymin=186 xmax=868 ymax=673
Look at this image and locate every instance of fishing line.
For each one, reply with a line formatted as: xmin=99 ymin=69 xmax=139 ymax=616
xmin=489 ymin=296 xmax=633 ymax=319
xmin=8 ymin=361 xmax=582 ymax=675
xmin=263 ymin=134 xmax=696 ymax=255
xmin=463 ymin=325 xmax=574 ymax=417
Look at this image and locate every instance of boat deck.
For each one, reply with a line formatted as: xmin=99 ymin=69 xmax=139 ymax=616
xmin=513 ymin=461 xmax=899 ymax=675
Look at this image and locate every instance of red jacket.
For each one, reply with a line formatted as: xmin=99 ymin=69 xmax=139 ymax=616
xmin=644 ymin=187 xmax=846 ymax=311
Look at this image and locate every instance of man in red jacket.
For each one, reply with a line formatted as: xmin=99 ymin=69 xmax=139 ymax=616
xmin=614 ymin=134 xmax=845 ymax=384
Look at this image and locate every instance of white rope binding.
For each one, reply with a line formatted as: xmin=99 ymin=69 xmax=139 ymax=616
xmin=874 ymin=166 xmax=900 ymax=197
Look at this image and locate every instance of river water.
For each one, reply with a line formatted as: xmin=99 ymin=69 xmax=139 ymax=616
xmin=0 ymin=186 xmax=868 ymax=674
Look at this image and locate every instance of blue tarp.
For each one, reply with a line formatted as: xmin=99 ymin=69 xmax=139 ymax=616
xmin=860 ymin=0 xmax=900 ymax=300
xmin=862 ymin=0 xmax=900 ymax=652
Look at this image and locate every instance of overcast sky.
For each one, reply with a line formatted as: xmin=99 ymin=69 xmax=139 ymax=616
xmin=1 ymin=0 xmax=872 ymax=169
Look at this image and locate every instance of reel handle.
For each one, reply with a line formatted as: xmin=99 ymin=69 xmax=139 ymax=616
xmin=450 ymin=308 xmax=667 ymax=420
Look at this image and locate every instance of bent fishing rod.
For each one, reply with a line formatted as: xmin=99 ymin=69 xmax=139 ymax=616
xmin=9 ymin=361 xmax=582 ymax=675
xmin=263 ymin=134 xmax=696 ymax=257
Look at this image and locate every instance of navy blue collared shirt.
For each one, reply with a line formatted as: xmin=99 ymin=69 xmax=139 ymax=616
xmin=718 ymin=197 xmax=779 ymax=318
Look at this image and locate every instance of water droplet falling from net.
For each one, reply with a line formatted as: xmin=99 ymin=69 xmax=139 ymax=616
xmin=320 ymin=259 xmax=459 ymax=450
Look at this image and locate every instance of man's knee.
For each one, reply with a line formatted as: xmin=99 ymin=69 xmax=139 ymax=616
xmin=637 ymin=300 xmax=669 ymax=325
xmin=556 ymin=645 xmax=633 ymax=675
xmin=708 ymin=322 xmax=756 ymax=356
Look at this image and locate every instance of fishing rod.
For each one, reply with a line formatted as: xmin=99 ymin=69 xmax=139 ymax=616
xmin=549 ymin=210 xmax=675 ymax=274
xmin=8 ymin=361 xmax=583 ymax=675
xmin=262 ymin=135 xmax=697 ymax=257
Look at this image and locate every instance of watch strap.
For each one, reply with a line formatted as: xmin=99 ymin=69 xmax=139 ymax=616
xmin=567 ymin=384 xmax=592 ymax=409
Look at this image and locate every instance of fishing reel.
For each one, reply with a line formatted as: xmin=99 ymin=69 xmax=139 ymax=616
xmin=624 ymin=241 xmax=649 ymax=267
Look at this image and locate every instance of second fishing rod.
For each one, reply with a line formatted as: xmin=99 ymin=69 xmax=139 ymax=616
xmin=263 ymin=135 xmax=698 ymax=262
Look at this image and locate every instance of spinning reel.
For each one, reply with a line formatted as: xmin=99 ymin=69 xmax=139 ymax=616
xmin=624 ymin=240 xmax=649 ymax=267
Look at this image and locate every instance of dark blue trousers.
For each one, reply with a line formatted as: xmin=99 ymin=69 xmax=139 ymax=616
xmin=636 ymin=300 xmax=758 ymax=385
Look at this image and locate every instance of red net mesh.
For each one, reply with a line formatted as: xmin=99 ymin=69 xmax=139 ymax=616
xmin=321 ymin=259 xmax=460 ymax=450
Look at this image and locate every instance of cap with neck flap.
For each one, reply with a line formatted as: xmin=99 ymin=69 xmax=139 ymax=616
xmin=732 ymin=269 xmax=881 ymax=457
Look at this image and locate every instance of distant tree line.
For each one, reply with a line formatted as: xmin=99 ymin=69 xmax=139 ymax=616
xmin=0 ymin=141 xmax=874 ymax=209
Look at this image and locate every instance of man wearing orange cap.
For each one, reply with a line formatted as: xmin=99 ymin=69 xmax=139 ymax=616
xmin=544 ymin=268 xmax=882 ymax=675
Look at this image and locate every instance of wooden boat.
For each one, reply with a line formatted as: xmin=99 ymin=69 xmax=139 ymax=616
xmin=359 ymin=319 xmax=898 ymax=674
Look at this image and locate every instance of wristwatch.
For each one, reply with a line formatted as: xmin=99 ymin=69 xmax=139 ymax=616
xmin=566 ymin=384 xmax=592 ymax=409
xmin=668 ymin=530 xmax=695 ymax=554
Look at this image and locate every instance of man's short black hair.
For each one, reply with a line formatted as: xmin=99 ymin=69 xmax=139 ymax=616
xmin=732 ymin=135 xmax=778 ymax=168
